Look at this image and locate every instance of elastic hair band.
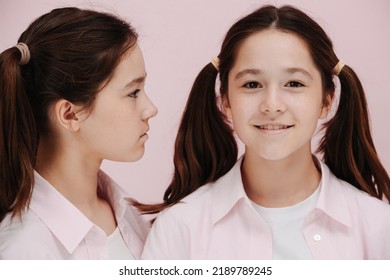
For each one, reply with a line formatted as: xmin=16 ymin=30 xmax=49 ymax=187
xmin=211 ymin=57 xmax=220 ymax=71
xmin=14 ymin=42 xmax=30 ymax=65
xmin=332 ymin=60 xmax=345 ymax=76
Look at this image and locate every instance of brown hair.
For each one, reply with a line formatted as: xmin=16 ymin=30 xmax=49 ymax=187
xmin=0 ymin=7 xmax=138 ymax=221
xmin=136 ymin=5 xmax=390 ymax=215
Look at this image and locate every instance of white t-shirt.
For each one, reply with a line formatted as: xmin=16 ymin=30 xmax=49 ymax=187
xmin=251 ymin=186 xmax=320 ymax=259
xmin=107 ymin=227 xmax=135 ymax=260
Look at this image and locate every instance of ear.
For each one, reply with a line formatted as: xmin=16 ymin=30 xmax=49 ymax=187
xmin=319 ymin=92 xmax=334 ymax=119
xmin=53 ymin=99 xmax=81 ymax=132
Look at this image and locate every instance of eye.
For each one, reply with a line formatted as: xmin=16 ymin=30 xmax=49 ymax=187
xmin=285 ymin=81 xmax=304 ymax=88
xmin=128 ymin=89 xmax=140 ymax=98
xmin=243 ymin=81 xmax=261 ymax=89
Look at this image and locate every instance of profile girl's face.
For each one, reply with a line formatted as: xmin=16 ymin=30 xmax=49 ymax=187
xmin=225 ymin=30 xmax=330 ymax=161
xmin=77 ymin=44 xmax=158 ymax=162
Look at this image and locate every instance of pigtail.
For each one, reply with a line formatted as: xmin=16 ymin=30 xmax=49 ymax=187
xmin=165 ymin=63 xmax=238 ymax=205
xmin=0 ymin=47 xmax=38 ymax=221
xmin=318 ymin=65 xmax=390 ymax=201
xmin=135 ymin=63 xmax=238 ymax=215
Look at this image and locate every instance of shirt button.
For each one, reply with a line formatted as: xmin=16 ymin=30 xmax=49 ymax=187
xmin=313 ymin=234 xmax=321 ymax=241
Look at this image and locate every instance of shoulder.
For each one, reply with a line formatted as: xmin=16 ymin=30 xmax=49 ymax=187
xmin=0 ymin=210 xmax=57 ymax=259
xmin=142 ymin=186 xmax=216 ymax=259
xmin=158 ymin=183 xmax=215 ymax=225
xmin=321 ymin=161 xmax=390 ymax=216
xmin=338 ymin=178 xmax=390 ymax=213
xmin=149 ymin=183 xmax=216 ymax=242
xmin=337 ymin=180 xmax=390 ymax=258
xmin=329 ymin=173 xmax=390 ymax=229
xmin=155 ymin=157 xmax=244 ymax=227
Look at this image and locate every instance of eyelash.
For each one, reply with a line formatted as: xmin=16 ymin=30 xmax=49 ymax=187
xmin=243 ymin=82 xmax=261 ymax=89
xmin=243 ymin=81 xmax=305 ymax=89
xmin=285 ymin=81 xmax=305 ymax=88
xmin=128 ymin=89 xmax=140 ymax=98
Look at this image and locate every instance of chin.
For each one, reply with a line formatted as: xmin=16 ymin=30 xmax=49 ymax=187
xmin=109 ymin=149 xmax=145 ymax=163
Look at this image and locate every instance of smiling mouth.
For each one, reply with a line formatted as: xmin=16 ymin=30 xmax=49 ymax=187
xmin=255 ymin=125 xmax=294 ymax=130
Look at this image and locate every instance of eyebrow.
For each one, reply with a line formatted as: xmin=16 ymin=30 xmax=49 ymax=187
xmin=234 ymin=69 xmax=262 ymax=80
xmin=285 ymin=67 xmax=313 ymax=80
xmin=124 ymin=74 xmax=147 ymax=89
xmin=234 ymin=67 xmax=313 ymax=80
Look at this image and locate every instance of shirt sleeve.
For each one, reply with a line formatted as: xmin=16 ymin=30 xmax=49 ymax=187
xmin=141 ymin=209 xmax=191 ymax=260
xmin=366 ymin=202 xmax=390 ymax=259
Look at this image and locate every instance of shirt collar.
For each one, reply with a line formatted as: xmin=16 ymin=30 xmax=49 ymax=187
xmin=211 ymin=156 xmax=248 ymax=224
xmin=29 ymin=170 xmax=130 ymax=254
xmin=210 ymin=156 xmax=353 ymax=228
xmin=97 ymin=170 xmax=131 ymax=224
xmin=315 ymin=160 xmax=353 ymax=228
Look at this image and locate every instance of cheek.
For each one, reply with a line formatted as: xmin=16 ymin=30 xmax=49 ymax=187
xmin=86 ymin=106 xmax=131 ymax=138
xmin=294 ymin=93 xmax=323 ymax=114
xmin=99 ymin=99 xmax=133 ymax=120
xmin=229 ymin=104 xmax=251 ymax=133
xmin=313 ymin=98 xmax=326 ymax=119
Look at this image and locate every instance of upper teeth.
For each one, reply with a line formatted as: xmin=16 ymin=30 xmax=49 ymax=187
xmin=258 ymin=125 xmax=289 ymax=130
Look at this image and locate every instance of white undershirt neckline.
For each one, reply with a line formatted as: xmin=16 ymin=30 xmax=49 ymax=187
xmin=251 ymin=185 xmax=321 ymax=260
xmin=106 ymin=227 xmax=135 ymax=260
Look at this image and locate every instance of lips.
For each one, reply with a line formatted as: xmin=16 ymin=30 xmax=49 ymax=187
xmin=255 ymin=124 xmax=294 ymax=130
xmin=140 ymin=128 xmax=149 ymax=138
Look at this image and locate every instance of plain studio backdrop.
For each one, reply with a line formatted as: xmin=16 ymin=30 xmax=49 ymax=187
xmin=1 ymin=0 xmax=389 ymax=203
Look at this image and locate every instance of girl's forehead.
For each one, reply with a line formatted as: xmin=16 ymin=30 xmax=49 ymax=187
xmin=232 ymin=30 xmax=314 ymax=70
xmin=239 ymin=29 xmax=309 ymax=55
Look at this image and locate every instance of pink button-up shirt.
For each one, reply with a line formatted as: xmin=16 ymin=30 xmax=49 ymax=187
xmin=142 ymin=157 xmax=390 ymax=259
xmin=0 ymin=171 xmax=149 ymax=259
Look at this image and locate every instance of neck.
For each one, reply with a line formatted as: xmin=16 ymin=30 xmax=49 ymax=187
xmin=35 ymin=136 xmax=103 ymax=211
xmin=35 ymin=134 xmax=117 ymax=235
xmin=242 ymin=148 xmax=321 ymax=208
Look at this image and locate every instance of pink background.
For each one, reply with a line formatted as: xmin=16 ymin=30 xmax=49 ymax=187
xmin=1 ymin=0 xmax=389 ymax=203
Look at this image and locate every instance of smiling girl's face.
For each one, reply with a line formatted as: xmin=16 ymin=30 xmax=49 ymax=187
xmin=225 ymin=30 xmax=330 ymax=162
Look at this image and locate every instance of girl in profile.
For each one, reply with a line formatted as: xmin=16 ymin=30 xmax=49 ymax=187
xmin=0 ymin=7 xmax=157 ymax=259
xmin=141 ymin=5 xmax=390 ymax=259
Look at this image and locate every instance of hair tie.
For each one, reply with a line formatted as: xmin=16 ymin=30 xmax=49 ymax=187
xmin=332 ymin=60 xmax=345 ymax=76
xmin=211 ymin=57 xmax=220 ymax=71
xmin=14 ymin=43 xmax=31 ymax=65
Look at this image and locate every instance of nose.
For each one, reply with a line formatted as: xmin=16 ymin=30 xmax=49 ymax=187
xmin=142 ymin=93 xmax=158 ymax=120
xmin=259 ymin=87 xmax=286 ymax=114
